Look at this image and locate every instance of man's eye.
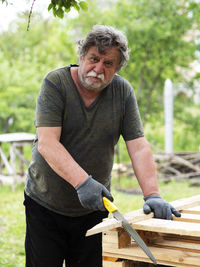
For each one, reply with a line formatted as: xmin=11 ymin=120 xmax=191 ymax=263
xmin=105 ymin=62 xmax=113 ymax=67
xmin=90 ymin=57 xmax=98 ymax=62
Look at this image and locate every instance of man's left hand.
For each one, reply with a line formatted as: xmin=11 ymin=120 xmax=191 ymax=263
xmin=143 ymin=195 xmax=181 ymax=220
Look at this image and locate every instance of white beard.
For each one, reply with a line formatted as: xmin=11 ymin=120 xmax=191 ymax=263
xmin=86 ymin=71 xmax=105 ymax=82
xmin=79 ymin=70 xmax=106 ymax=92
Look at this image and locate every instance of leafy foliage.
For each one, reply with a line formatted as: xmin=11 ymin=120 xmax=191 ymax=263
xmin=0 ymin=0 xmax=200 ymax=152
xmin=0 ymin=14 xmax=77 ymax=133
xmin=0 ymin=0 xmax=88 ymax=18
xmin=73 ymin=0 xmax=200 ymax=122
xmin=48 ymin=0 xmax=88 ymax=18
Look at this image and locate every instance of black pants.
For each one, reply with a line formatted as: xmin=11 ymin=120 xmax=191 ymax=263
xmin=24 ymin=193 xmax=108 ymax=267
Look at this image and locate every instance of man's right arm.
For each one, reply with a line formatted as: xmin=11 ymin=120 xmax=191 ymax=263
xmin=37 ymin=126 xmax=88 ymax=187
xmin=37 ymin=126 xmax=113 ymax=210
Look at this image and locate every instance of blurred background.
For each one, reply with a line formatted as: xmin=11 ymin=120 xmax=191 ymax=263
xmin=0 ymin=0 xmax=200 ymax=266
xmin=0 ymin=0 xmax=200 ymax=151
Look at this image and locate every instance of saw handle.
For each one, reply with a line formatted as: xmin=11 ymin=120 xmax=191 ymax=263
xmin=103 ymin=197 xmax=118 ymax=213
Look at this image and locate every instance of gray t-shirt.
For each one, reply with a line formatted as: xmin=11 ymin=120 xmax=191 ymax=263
xmin=25 ymin=65 xmax=144 ymax=216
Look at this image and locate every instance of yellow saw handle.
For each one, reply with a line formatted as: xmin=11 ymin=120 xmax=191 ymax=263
xmin=103 ymin=197 xmax=118 ymax=213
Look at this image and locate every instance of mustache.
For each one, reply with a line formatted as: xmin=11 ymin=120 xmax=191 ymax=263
xmin=86 ymin=71 xmax=104 ymax=81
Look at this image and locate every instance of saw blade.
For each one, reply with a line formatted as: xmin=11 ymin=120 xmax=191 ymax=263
xmin=113 ymin=210 xmax=157 ymax=265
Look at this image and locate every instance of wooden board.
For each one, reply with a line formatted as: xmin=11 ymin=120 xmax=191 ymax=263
xmin=86 ymin=211 xmax=153 ymax=236
xmin=103 ymin=229 xmax=131 ymax=249
xmin=0 ymin=132 xmax=35 ymax=143
xmin=181 ymin=206 xmax=200 ymax=214
xmin=93 ymin=195 xmax=200 ymax=267
xmin=103 ymin=244 xmax=200 ymax=267
xmin=86 ymin=194 xmax=200 ymax=236
xmin=172 ymin=212 xmax=200 ymax=223
xmin=132 ymin=218 xmax=200 ymax=237
xmin=103 ymin=260 xmax=130 ymax=267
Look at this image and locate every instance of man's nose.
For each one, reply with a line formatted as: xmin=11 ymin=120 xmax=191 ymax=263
xmin=93 ymin=62 xmax=104 ymax=74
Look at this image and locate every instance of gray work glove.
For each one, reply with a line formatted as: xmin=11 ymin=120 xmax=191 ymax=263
xmin=143 ymin=195 xmax=181 ymax=220
xmin=76 ymin=175 xmax=113 ymax=211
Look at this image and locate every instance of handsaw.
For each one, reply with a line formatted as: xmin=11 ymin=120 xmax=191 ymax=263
xmin=103 ymin=197 xmax=157 ymax=265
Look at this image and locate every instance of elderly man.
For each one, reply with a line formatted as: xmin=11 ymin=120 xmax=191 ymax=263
xmin=24 ymin=25 xmax=180 ymax=267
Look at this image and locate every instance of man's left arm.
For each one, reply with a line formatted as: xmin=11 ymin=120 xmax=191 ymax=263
xmin=126 ymin=136 xmax=181 ymax=220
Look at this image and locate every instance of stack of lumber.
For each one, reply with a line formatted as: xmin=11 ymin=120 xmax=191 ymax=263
xmin=86 ymin=195 xmax=200 ymax=267
xmin=113 ymin=152 xmax=200 ymax=184
xmin=154 ymin=152 xmax=200 ymax=183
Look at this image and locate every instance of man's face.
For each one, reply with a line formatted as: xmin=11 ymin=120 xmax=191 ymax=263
xmin=78 ymin=46 xmax=120 ymax=92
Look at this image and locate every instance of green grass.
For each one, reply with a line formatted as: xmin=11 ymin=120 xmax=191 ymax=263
xmin=111 ymin=176 xmax=200 ymax=213
xmin=1 ymin=179 xmax=200 ymax=266
xmin=0 ymin=184 xmax=25 ymax=267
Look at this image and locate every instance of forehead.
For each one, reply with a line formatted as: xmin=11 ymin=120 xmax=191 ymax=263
xmin=85 ymin=46 xmax=120 ymax=61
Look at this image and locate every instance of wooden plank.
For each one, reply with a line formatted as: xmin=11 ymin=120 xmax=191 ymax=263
xmin=101 ymin=195 xmax=200 ymax=267
xmin=0 ymin=147 xmax=13 ymax=175
xmin=0 ymin=133 xmax=35 ymax=143
xmin=13 ymin=146 xmax=30 ymax=166
xmin=170 ymin=195 xmax=200 ymax=210
xmin=103 ymin=261 xmax=130 ymax=267
xmin=10 ymin=143 xmax=16 ymax=175
xmin=103 ymin=261 xmax=125 ymax=267
xmin=10 ymin=144 xmax=17 ymax=191
xmin=103 ymin=244 xmax=200 ymax=266
xmin=133 ymin=219 xmax=200 ymax=237
xmin=181 ymin=206 xmax=200 ymax=215
xmin=103 ymin=259 xmax=134 ymax=267
xmin=103 ymin=256 xmax=118 ymax=262
xmin=172 ymin=212 xmax=200 ymax=223
xmin=103 ymin=229 xmax=131 ymax=249
xmin=152 ymin=239 xmax=200 ymax=252
xmin=86 ymin=195 xmax=200 ymax=236
xmin=135 ymin=230 xmax=200 ymax=250
xmin=123 ymin=210 xmax=153 ymax=224
xmin=86 ymin=217 xmax=122 ymax=236
xmin=86 ymin=211 xmax=153 ymax=236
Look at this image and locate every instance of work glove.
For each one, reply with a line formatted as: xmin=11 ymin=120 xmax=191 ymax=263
xmin=143 ymin=195 xmax=181 ymax=220
xmin=76 ymin=175 xmax=113 ymax=211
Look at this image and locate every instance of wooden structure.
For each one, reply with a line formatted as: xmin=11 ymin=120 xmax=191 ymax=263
xmin=86 ymin=195 xmax=200 ymax=267
xmin=113 ymin=152 xmax=200 ymax=186
xmin=0 ymin=132 xmax=35 ymax=189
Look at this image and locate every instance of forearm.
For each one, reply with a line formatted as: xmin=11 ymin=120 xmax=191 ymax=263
xmin=132 ymin=146 xmax=159 ymax=197
xmin=37 ymin=128 xmax=88 ymax=187
xmin=126 ymin=138 xmax=159 ymax=197
xmin=126 ymin=139 xmax=181 ymax=220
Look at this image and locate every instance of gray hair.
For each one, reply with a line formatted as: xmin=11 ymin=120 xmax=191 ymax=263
xmin=77 ymin=25 xmax=130 ymax=71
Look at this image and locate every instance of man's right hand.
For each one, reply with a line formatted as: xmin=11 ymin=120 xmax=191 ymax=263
xmin=75 ymin=176 xmax=113 ymax=211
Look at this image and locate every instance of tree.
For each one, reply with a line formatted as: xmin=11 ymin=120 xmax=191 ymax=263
xmin=112 ymin=0 xmax=200 ymax=121
xmin=71 ymin=0 xmax=200 ymax=122
xmin=0 ymin=13 xmax=77 ymax=133
xmin=0 ymin=0 xmax=200 ymax=151
xmin=0 ymin=0 xmax=88 ymax=18
xmin=1 ymin=0 xmax=88 ymax=30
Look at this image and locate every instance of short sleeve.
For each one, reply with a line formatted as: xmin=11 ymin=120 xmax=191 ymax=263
xmin=121 ymin=81 xmax=144 ymax=141
xmin=35 ymin=71 xmax=65 ymax=127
